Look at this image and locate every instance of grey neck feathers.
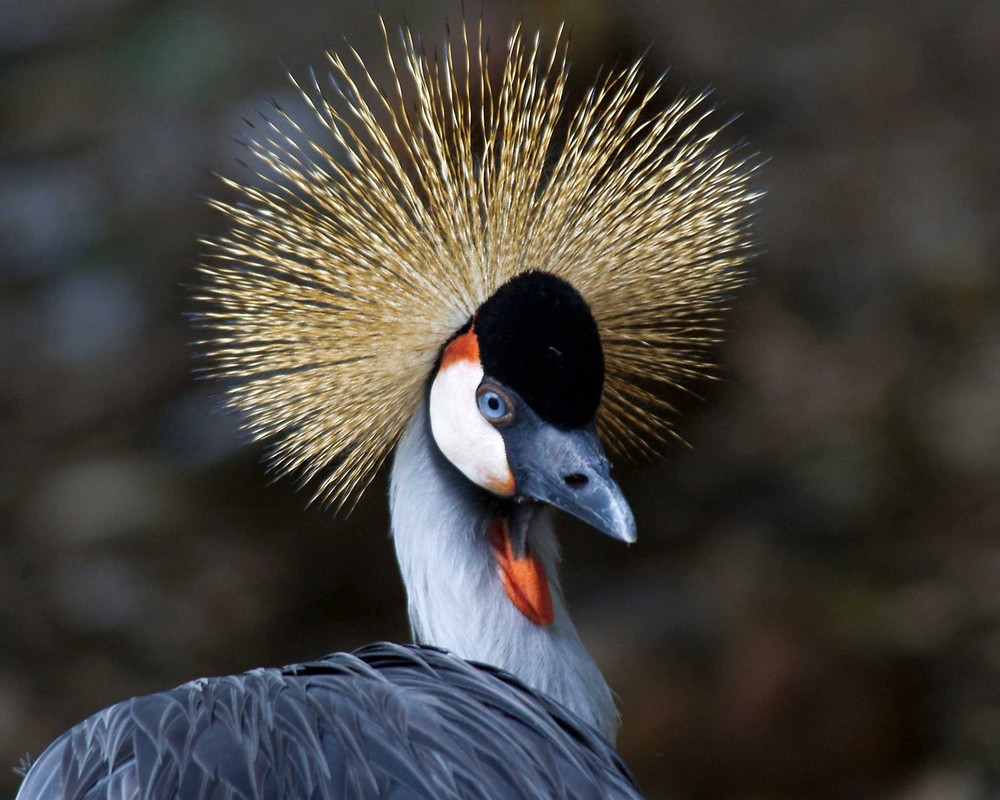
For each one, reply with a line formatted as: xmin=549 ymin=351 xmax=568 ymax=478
xmin=389 ymin=403 xmax=619 ymax=743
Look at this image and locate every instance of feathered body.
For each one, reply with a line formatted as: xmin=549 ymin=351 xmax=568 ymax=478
xmin=15 ymin=645 xmax=641 ymax=800
xmin=17 ymin=19 xmax=757 ymax=800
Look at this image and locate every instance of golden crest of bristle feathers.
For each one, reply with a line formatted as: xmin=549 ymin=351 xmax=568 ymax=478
xmin=197 ymin=20 xmax=758 ymax=509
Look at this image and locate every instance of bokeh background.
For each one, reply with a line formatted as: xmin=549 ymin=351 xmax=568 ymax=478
xmin=3 ymin=1 xmax=999 ymax=797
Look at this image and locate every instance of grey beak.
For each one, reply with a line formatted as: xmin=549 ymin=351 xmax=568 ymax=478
xmin=504 ymin=416 xmax=636 ymax=543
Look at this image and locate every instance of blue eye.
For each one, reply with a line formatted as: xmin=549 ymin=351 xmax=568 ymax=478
xmin=477 ymin=387 xmax=510 ymax=422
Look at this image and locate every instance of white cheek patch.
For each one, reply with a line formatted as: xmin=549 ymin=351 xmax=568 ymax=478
xmin=429 ymin=359 xmax=515 ymax=496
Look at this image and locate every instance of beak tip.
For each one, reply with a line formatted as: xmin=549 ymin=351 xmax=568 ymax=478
xmin=619 ymin=518 xmax=638 ymax=545
xmin=605 ymin=505 xmax=637 ymax=544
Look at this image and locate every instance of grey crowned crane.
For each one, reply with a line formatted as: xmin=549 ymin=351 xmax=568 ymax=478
xmin=16 ymin=20 xmax=756 ymax=800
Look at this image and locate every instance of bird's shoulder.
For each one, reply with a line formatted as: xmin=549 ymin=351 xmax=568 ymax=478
xmin=16 ymin=642 xmax=642 ymax=800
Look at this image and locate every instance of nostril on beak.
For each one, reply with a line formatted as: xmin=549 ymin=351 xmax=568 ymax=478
xmin=563 ymin=473 xmax=589 ymax=489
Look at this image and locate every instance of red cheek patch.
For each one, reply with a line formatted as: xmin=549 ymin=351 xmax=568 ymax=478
xmin=440 ymin=329 xmax=480 ymax=369
xmin=488 ymin=518 xmax=554 ymax=626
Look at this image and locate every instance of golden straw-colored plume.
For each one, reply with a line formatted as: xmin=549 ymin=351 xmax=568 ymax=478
xmin=197 ymin=20 xmax=758 ymax=509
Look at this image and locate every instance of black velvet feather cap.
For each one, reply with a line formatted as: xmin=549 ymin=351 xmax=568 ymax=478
xmin=474 ymin=271 xmax=605 ymax=430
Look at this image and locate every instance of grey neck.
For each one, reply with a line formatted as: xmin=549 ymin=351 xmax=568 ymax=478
xmin=389 ymin=402 xmax=619 ymax=742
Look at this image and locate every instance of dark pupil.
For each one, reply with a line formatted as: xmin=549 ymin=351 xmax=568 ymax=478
xmin=488 ymin=397 xmax=500 ymax=411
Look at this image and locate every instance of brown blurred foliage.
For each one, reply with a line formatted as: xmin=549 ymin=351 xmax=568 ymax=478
xmin=2 ymin=1 xmax=999 ymax=798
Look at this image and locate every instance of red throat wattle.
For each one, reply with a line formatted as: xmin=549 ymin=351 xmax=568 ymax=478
xmin=488 ymin=518 xmax=554 ymax=626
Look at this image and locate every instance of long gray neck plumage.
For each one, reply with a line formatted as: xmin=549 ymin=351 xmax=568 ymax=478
xmin=389 ymin=402 xmax=619 ymax=743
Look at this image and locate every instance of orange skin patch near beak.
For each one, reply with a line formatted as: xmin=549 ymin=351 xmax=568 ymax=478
xmin=488 ymin=517 xmax=554 ymax=626
xmin=484 ymin=473 xmax=515 ymax=497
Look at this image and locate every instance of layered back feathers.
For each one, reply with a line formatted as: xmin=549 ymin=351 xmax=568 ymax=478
xmin=198 ymin=20 xmax=757 ymax=508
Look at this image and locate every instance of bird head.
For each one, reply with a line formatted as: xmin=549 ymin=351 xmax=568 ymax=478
xmin=428 ymin=270 xmax=635 ymax=542
xmin=197 ymin=21 xmax=757 ymax=516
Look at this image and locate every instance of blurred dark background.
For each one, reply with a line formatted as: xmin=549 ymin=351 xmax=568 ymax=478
xmin=2 ymin=1 xmax=999 ymax=797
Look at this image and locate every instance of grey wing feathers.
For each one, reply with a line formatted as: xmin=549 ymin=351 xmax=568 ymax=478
xmin=16 ymin=643 xmax=643 ymax=800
